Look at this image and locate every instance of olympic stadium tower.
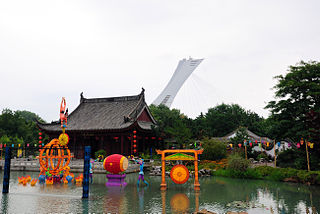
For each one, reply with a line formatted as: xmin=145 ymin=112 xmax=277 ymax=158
xmin=153 ymin=57 xmax=203 ymax=108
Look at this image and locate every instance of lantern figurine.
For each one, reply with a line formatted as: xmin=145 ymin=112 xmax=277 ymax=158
xmin=103 ymin=154 xmax=128 ymax=187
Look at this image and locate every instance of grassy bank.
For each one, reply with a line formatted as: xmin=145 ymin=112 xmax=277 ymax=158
xmin=213 ymin=166 xmax=320 ymax=185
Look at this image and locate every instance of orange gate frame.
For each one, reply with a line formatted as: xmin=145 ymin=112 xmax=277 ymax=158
xmin=156 ymin=149 xmax=203 ymax=191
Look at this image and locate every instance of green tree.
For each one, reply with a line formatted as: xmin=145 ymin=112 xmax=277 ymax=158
xmin=230 ymin=127 xmax=249 ymax=145
xmin=265 ymin=61 xmax=320 ymax=142
xmin=0 ymin=108 xmax=45 ymax=146
xmin=202 ymin=138 xmax=227 ymax=160
xmin=149 ymin=104 xmax=192 ymax=147
xmin=204 ymin=104 xmax=265 ymax=137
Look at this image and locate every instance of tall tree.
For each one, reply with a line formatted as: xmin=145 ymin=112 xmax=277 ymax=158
xmin=265 ymin=60 xmax=320 ymax=142
xmin=149 ymin=104 xmax=192 ymax=147
xmin=204 ymin=104 xmax=265 ymax=137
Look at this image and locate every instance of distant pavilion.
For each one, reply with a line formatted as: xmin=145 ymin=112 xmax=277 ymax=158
xmin=37 ymin=89 xmax=159 ymax=158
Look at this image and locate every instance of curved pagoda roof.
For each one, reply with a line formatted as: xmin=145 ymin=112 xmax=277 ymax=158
xmin=37 ymin=89 xmax=156 ymax=133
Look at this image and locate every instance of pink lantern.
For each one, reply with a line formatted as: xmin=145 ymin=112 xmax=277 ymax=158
xmin=238 ymin=143 xmax=242 ymax=148
xmin=297 ymin=143 xmax=301 ymax=148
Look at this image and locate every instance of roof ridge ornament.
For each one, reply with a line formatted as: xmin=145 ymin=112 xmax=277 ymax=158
xmin=80 ymin=92 xmax=84 ymax=103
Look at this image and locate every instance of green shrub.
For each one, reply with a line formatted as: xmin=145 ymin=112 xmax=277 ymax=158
xmin=267 ymin=169 xmax=286 ymax=181
xmin=94 ymin=149 xmax=106 ymax=159
xmin=282 ymin=168 xmax=298 ymax=178
xmin=257 ymin=152 xmax=268 ymax=161
xmin=277 ymin=149 xmax=306 ymax=169
xmin=202 ymin=139 xmax=227 ymax=160
xmin=227 ymin=154 xmax=250 ymax=171
xmin=297 ymin=170 xmax=311 ymax=183
xmin=213 ymin=168 xmax=262 ymax=179
xmin=255 ymin=166 xmax=276 ymax=176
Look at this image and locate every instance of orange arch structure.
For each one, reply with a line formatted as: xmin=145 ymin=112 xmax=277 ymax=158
xmin=156 ymin=149 xmax=203 ymax=191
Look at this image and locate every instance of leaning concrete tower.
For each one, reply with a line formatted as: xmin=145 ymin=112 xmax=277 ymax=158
xmin=153 ymin=57 xmax=203 ymax=107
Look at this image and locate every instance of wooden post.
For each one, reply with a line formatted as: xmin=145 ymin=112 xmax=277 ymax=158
xmin=2 ymin=147 xmax=11 ymax=194
xmin=245 ymin=144 xmax=247 ymax=160
xmin=194 ymin=154 xmax=200 ymax=191
xmin=274 ymin=140 xmax=276 ymax=167
xmin=160 ymin=152 xmax=166 ymax=190
xmin=305 ymin=140 xmax=310 ymax=171
xmin=161 ymin=190 xmax=166 ymax=214
xmin=82 ymin=146 xmax=91 ymax=198
xmin=195 ymin=190 xmax=200 ymax=212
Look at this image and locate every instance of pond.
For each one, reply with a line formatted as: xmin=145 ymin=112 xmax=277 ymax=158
xmin=0 ymin=171 xmax=319 ymax=213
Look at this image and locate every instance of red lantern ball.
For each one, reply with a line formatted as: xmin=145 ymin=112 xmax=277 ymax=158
xmin=133 ymin=135 xmax=136 ymax=139
xmin=133 ymin=144 xmax=136 ymax=148
xmin=39 ymin=132 xmax=42 ymax=135
xmin=133 ymin=149 xmax=137 ymax=153
xmin=133 ymin=130 xmax=137 ymax=134
xmin=133 ymin=140 xmax=137 ymax=143
xmin=39 ymin=140 xmax=42 ymax=144
xmin=39 ymin=145 xmax=42 ymax=148
xmin=4 ymin=144 xmax=6 ymax=147
xmin=39 ymin=136 xmax=42 ymax=140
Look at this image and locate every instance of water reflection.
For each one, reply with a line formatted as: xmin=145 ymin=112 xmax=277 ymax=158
xmin=0 ymin=171 xmax=319 ymax=213
xmin=104 ymin=187 xmax=128 ymax=213
xmin=0 ymin=194 xmax=8 ymax=214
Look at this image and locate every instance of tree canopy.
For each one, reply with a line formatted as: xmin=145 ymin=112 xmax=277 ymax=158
xmin=265 ymin=61 xmax=320 ymax=141
xmin=0 ymin=109 xmax=44 ymax=145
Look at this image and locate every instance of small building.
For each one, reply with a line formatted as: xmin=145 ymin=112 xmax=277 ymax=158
xmin=37 ymin=89 xmax=158 ymax=158
xmin=212 ymin=127 xmax=290 ymax=157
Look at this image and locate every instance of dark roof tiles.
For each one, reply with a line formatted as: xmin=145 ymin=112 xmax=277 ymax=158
xmin=38 ymin=91 xmax=156 ymax=132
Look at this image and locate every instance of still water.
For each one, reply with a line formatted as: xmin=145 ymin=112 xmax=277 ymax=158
xmin=0 ymin=171 xmax=319 ymax=214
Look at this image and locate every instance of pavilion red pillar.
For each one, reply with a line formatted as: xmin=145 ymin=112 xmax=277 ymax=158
xmin=121 ymin=135 xmax=124 ymax=154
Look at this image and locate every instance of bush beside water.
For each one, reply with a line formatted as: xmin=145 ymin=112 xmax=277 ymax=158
xmin=213 ymin=166 xmax=320 ymax=185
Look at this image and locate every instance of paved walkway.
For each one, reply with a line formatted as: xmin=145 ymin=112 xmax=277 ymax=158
xmin=0 ymin=158 xmax=144 ymax=174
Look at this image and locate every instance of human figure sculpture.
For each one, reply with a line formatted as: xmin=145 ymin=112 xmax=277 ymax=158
xmin=60 ymin=97 xmax=68 ymax=128
xmin=135 ymin=158 xmax=149 ymax=186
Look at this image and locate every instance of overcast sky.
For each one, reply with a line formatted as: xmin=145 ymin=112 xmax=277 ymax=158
xmin=1 ymin=0 xmax=319 ymax=122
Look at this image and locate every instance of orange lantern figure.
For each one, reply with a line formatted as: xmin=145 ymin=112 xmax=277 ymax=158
xmin=37 ymin=139 xmax=72 ymax=176
xmin=60 ymin=97 xmax=68 ymax=128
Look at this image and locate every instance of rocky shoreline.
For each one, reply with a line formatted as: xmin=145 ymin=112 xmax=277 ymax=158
xmin=149 ymin=165 xmax=212 ymax=177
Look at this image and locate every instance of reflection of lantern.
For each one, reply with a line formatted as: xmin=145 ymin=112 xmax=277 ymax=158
xmin=170 ymin=193 xmax=190 ymax=213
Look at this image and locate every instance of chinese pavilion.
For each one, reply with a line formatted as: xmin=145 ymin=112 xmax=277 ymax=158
xmin=37 ymin=89 xmax=159 ymax=158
